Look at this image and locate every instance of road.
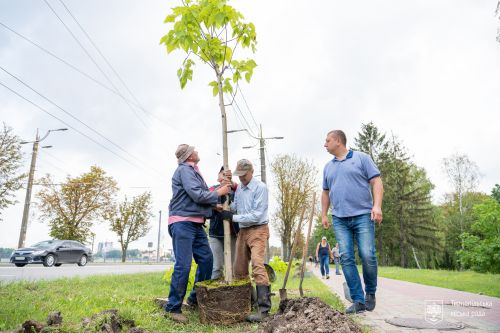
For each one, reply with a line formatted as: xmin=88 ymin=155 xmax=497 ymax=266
xmin=0 ymin=263 xmax=171 ymax=282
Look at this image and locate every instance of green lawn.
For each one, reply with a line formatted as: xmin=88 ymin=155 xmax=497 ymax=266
xmin=376 ymin=266 xmax=500 ymax=298
xmin=0 ymin=270 xmax=346 ymax=332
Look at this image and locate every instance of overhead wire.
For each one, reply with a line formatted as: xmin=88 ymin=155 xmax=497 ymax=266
xmin=57 ymin=0 xmax=147 ymax=118
xmin=0 ymin=21 xmax=176 ymax=130
xmin=42 ymin=0 xmax=149 ymax=128
xmin=0 ymin=79 xmax=147 ymax=172
xmin=0 ymin=66 xmax=163 ymax=176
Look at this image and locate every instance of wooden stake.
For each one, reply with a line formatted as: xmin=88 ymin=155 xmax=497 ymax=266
xmin=299 ymin=192 xmax=316 ymax=297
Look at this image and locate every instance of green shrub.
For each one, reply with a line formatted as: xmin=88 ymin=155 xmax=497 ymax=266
xmin=162 ymin=260 xmax=198 ymax=289
xmin=269 ymin=256 xmax=287 ymax=273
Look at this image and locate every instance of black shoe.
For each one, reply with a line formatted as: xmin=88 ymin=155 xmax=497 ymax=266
xmin=345 ymin=302 xmax=366 ymax=314
xmin=246 ymin=285 xmax=271 ymax=323
xmin=365 ymin=294 xmax=376 ymax=311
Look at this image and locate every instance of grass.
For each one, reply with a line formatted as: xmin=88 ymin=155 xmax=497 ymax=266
xmin=376 ymin=266 xmax=500 ymax=298
xmin=0 ymin=269 xmax=347 ymax=332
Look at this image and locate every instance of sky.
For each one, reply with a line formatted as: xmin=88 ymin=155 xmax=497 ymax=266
xmin=0 ymin=0 xmax=499 ymax=252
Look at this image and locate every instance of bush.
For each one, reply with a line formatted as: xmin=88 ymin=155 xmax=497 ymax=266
xmin=162 ymin=260 xmax=198 ymax=289
xmin=269 ymin=256 xmax=287 ymax=273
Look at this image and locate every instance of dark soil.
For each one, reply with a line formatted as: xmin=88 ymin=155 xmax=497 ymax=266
xmin=256 ymin=297 xmax=361 ymax=333
xmin=196 ymin=280 xmax=252 ymax=324
xmin=13 ymin=309 xmax=155 ymax=333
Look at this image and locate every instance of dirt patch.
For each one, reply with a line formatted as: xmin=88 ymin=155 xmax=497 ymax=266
xmin=12 ymin=309 xmax=156 ymax=333
xmin=196 ymin=279 xmax=252 ymax=324
xmin=256 ymin=297 xmax=361 ymax=333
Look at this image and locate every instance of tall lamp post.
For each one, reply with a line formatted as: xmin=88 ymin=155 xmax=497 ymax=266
xmin=18 ymin=128 xmax=68 ymax=248
xmin=229 ymin=124 xmax=284 ymax=262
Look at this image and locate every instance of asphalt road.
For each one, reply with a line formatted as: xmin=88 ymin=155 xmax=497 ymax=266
xmin=0 ymin=263 xmax=171 ymax=282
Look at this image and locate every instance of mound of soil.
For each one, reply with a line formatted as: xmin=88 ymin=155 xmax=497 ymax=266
xmin=257 ymin=297 xmax=361 ymax=333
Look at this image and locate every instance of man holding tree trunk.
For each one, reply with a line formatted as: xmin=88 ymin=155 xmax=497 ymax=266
xmin=164 ymin=144 xmax=231 ymax=324
xmin=220 ymin=159 xmax=271 ymax=323
xmin=321 ymin=130 xmax=384 ymax=314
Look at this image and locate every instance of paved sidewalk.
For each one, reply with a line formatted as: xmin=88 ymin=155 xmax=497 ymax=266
xmin=312 ymin=265 xmax=500 ymax=332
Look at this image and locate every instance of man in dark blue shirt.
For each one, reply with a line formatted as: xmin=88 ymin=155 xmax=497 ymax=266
xmin=321 ymin=130 xmax=384 ymax=314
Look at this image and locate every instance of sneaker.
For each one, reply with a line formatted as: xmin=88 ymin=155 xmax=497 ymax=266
xmin=326 ymin=275 xmax=330 ymax=279
xmin=165 ymin=312 xmax=189 ymax=324
xmin=366 ymin=294 xmax=376 ymax=311
xmin=336 ymin=272 xmax=342 ymax=275
xmin=345 ymin=302 xmax=366 ymax=314
xmin=321 ymin=275 xmax=325 ymax=279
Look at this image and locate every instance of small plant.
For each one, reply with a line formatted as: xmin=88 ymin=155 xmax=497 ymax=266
xmin=163 ymin=260 xmax=198 ymax=289
xmin=269 ymin=256 xmax=287 ymax=273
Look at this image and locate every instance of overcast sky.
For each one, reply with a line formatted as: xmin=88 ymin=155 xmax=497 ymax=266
xmin=1 ymin=0 xmax=499 ymax=251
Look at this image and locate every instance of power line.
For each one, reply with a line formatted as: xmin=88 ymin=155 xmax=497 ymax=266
xmin=0 ymin=66 xmax=162 ymax=176
xmin=0 ymin=79 xmax=146 ymax=172
xmin=0 ymin=21 xmax=176 ymax=130
xmin=58 ymin=0 xmax=146 ymax=115
xmin=42 ymin=0 xmax=149 ymax=128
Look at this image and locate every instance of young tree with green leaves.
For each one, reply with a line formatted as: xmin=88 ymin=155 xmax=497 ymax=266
xmin=107 ymin=192 xmax=153 ymax=262
xmin=37 ymin=166 xmax=118 ymax=243
xmin=0 ymin=123 xmax=25 ymax=221
xmin=161 ymin=0 xmax=257 ymax=283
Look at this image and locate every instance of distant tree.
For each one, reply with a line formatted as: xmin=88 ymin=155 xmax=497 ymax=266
xmin=107 ymin=192 xmax=153 ymax=262
xmin=0 ymin=123 xmax=25 ymax=220
xmin=0 ymin=248 xmax=15 ymax=258
xmin=126 ymin=249 xmax=141 ymax=258
xmin=439 ymin=192 xmax=490 ymax=270
xmin=353 ymin=121 xmax=388 ymax=162
xmin=442 ymin=153 xmax=481 ymax=263
xmin=381 ymin=138 xmax=438 ymax=267
xmin=271 ymin=154 xmax=317 ymax=261
xmin=457 ymin=198 xmax=500 ymax=273
xmin=491 ymin=184 xmax=500 ymax=203
xmin=37 ymin=166 xmax=118 ymax=243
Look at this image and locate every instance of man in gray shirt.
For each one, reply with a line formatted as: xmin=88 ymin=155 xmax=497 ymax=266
xmin=221 ymin=159 xmax=271 ymax=322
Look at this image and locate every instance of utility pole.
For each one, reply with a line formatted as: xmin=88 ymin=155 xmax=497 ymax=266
xmin=157 ymin=210 xmax=162 ymax=262
xmin=18 ymin=128 xmax=67 ymax=249
xmin=242 ymin=124 xmax=283 ymax=263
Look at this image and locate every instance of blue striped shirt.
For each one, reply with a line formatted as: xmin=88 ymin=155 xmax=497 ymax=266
xmin=230 ymin=177 xmax=268 ymax=228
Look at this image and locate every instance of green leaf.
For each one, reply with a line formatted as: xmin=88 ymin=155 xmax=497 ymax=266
xmin=164 ymin=14 xmax=176 ymax=23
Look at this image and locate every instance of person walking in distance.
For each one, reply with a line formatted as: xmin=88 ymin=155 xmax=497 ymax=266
xmin=321 ymin=130 xmax=384 ymax=314
xmin=332 ymin=242 xmax=342 ymax=275
xmin=316 ymin=236 xmax=334 ymax=279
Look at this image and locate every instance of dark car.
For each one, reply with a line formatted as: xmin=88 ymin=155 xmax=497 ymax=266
xmin=10 ymin=240 xmax=93 ymax=267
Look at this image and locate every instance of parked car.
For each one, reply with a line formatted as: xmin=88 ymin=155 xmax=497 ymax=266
xmin=10 ymin=240 xmax=92 ymax=267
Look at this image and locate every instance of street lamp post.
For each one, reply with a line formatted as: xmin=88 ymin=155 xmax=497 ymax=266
xmin=241 ymin=125 xmax=284 ymax=263
xmin=18 ymin=128 xmax=68 ymax=248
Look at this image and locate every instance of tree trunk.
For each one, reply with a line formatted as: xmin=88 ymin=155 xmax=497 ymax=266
xmin=281 ymin=239 xmax=288 ymax=261
xmin=121 ymin=245 xmax=127 ymax=263
xmin=412 ymin=246 xmax=421 ymax=269
xmin=216 ymin=71 xmax=233 ymax=283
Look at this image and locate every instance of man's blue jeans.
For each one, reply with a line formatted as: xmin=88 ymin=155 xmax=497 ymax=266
xmin=319 ymin=255 xmax=330 ymax=277
xmin=333 ymin=213 xmax=377 ymax=304
xmin=165 ymin=221 xmax=213 ymax=313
